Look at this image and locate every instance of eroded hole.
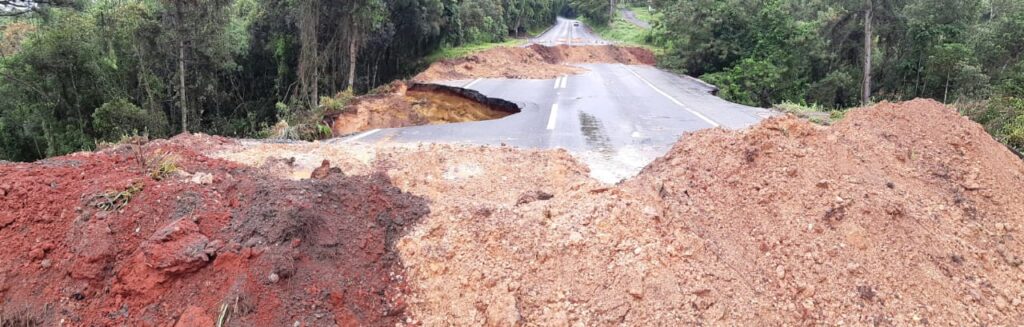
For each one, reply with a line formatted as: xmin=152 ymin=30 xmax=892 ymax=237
xmin=406 ymin=83 xmax=519 ymax=124
xmin=329 ymin=82 xmax=520 ymax=136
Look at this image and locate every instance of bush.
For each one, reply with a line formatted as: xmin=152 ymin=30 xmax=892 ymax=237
xmin=91 ymin=98 xmax=169 ymax=141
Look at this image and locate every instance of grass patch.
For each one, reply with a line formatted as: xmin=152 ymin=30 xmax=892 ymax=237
xmin=423 ymin=39 xmax=526 ymax=63
xmin=774 ymin=101 xmax=847 ymax=125
xmin=581 ymin=13 xmax=664 ymax=55
xmin=92 ymin=182 xmax=144 ymax=211
xmin=148 ymin=151 xmax=179 ymax=181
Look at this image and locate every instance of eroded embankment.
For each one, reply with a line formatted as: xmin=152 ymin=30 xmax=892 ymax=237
xmin=0 ymin=135 xmax=427 ymax=326
xmin=3 ymin=100 xmax=1023 ymax=325
xmin=413 ymin=44 xmax=656 ymax=81
xmin=328 ymin=81 xmax=518 ymax=136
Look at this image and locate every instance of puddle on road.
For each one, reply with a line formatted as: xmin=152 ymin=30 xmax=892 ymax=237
xmin=578 ymin=112 xmax=615 ymax=158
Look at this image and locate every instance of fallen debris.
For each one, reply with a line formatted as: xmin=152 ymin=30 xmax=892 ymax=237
xmin=2 ymin=100 xmax=1022 ymax=326
xmin=414 ymin=44 xmax=656 ymax=81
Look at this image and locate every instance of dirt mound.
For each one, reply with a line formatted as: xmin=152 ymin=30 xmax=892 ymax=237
xmin=0 ymin=134 xmax=428 ymax=326
xmin=390 ymin=99 xmax=1024 ymax=325
xmin=329 ymin=82 xmax=518 ymax=136
xmin=414 ymin=45 xmax=656 ymax=82
xmin=5 ymin=99 xmax=1023 ymax=325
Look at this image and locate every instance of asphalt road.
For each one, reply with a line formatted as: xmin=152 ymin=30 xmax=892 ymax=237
xmin=336 ymin=18 xmax=773 ymax=183
xmin=531 ymin=17 xmax=610 ymax=46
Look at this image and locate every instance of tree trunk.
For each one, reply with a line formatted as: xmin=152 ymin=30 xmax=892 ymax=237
xmin=609 ymin=0 xmax=615 ymax=22
xmin=348 ymin=32 xmax=358 ymax=93
xmin=944 ymin=71 xmax=950 ymax=103
xmin=297 ymin=0 xmax=320 ymax=109
xmin=177 ymin=18 xmax=188 ymax=133
xmin=861 ymin=0 xmax=872 ymax=106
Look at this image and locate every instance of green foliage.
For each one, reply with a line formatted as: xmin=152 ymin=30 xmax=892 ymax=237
xmin=1004 ymin=111 xmax=1024 ymax=151
xmin=91 ymin=99 xmax=169 ymax=141
xmin=582 ymin=14 xmax=650 ymax=46
xmin=703 ymin=58 xmax=783 ymax=107
xmin=570 ymin=0 xmax=612 ymax=25
xmin=423 ymin=38 xmax=526 ymax=63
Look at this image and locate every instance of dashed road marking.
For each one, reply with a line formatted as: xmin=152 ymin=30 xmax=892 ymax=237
xmin=546 ymin=103 xmax=559 ymax=130
xmin=559 ymin=75 xmax=568 ymax=89
xmin=553 ymin=76 xmax=562 ymax=89
xmin=343 ymin=129 xmax=381 ymax=143
xmin=625 ymin=66 xmax=720 ymax=128
xmin=463 ymin=78 xmax=482 ymax=89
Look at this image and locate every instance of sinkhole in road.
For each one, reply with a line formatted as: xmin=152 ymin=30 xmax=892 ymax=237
xmin=329 ymin=82 xmax=521 ymax=136
xmin=406 ymin=83 xmax=520 ymax=124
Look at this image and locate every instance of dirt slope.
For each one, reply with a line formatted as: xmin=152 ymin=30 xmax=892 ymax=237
xmin=0 ymin=135 xmax=426 ymax=326
xmin=390 ymin=99 xmax=1024 ymax=325
xmin=2 ymin=100 xmax=1023 ymax=325
xmin=413 ymin=44 xmax=656 ymax=81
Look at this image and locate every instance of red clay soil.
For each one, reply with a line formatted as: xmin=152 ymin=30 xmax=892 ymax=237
xmin=329 ymin=81 xmax=515 ymax=136
xmin=413 ymin=44 xmax=656 ymax=82
xmin=329 ymin=82 xmax=427 ymax=135
xmin=622 ymin=99 xmax=1024 ymax=324
xmin=389 ymin=99 xmax=1024 ymax=325
xmin=0 ymin=134 xmax=428 ymax=326
xmin=4 ymin=99 xmax=1024 ymax=325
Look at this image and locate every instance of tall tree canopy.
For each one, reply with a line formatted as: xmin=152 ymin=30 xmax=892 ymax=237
xmin=0 ymin=0 xmax=563 ymax=161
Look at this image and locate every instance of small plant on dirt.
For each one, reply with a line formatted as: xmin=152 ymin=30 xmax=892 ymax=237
xmin=315 ymin=122 xmax=333 ymax=139
xmin=147 ymin=151 xmax=179 ymax=181
xmin=92 ymin=182 xmax=144 ymax=211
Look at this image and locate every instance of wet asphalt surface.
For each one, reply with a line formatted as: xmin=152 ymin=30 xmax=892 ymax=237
xmin=335 ymin=18 xmax=774 ymax=183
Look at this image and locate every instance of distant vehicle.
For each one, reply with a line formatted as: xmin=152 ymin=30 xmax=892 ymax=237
xmin=573 ymin=22 xmax=580 ymax=27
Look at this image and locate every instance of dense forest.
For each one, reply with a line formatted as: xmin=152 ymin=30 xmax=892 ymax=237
xmin=2 ymin=0 xmax=1024 ymax=161
xmin=0 ymin=0 xmax=570 ymax=161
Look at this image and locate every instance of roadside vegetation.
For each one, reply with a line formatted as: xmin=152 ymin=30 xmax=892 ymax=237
xmin=575 ymin=0 xmax=1024 ymax=153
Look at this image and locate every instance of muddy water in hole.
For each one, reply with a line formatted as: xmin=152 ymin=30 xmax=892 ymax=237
xmin=406 ymin=90 xmax=513 ymax=124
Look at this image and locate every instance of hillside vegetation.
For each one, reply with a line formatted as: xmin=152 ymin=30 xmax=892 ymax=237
xmin=0 ymin=0 xmax=574 ymax=161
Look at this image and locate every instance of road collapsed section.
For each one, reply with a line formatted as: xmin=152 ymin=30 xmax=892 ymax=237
xmin=327 ymin=81 xmax=519 ymax=136
xmin=326 ymin=44 xmax=657 ymax=136
xmin=3 ymin=100 xmax=1015 ymax=325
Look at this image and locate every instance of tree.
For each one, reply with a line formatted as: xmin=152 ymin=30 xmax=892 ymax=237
xmin=862 ymin=0 xmax=872 ymax=105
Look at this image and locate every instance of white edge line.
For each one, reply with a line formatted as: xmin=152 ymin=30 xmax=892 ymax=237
xmin=546 ymin=103 xmax=559 ymax=130
xmin=626 ymin=67 xmax=720 ymax=128
xmin=559 ymin=75 xmax=568 ymax=89
xmin=343 ymin=129 xmax=381 ymax=143
xmin=463 ymin=78 xmax=482 ymax=89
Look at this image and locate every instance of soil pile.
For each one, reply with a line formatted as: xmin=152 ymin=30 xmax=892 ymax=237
xmin=414 ymin=44 xmax=656 ymax=81
xmin=0 ymin=134 xmax=428 ymax=326
xmin=390 ymin=99 xmax=1024 ymax=325
xmin=329 ymin=82 xmax=517 ymax=136
xmin=622 ymin=98 xmax=1024 ymax=324
xmin=3 ymin=99 xmax=1023 ymax=325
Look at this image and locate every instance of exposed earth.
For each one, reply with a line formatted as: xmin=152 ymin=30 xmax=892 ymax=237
xmin=1 ymin=98 xmax=1023 ymax=325
xmin=328 ymin=82 xmax=520 ymax=136
xmin=413 ymin=44 xmax=655 ymax=82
